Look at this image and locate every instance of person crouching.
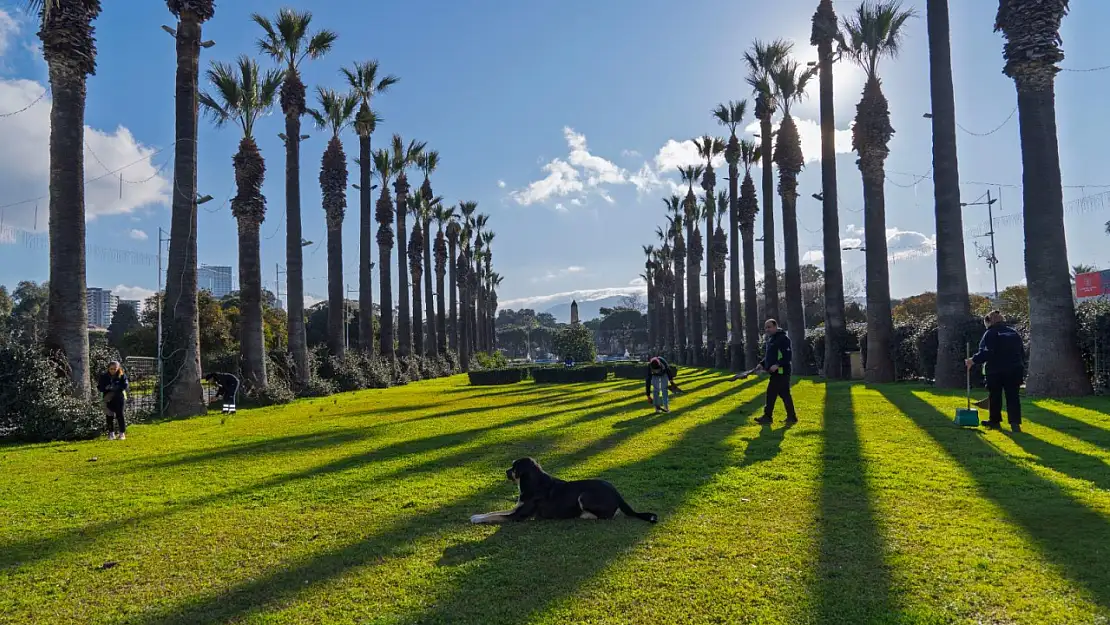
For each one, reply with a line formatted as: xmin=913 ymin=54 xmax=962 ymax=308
xmin=645 ymin=356 xmax=680 ymax=413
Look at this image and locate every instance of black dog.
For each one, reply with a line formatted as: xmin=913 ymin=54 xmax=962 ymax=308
xmin=469 ymin=457 xmax=658 ymax=524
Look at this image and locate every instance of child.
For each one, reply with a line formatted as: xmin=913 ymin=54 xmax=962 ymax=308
xmin=645 ymin=356 xmax=680 ymax=413
xmin=97 ymin=361 xmax=130 ymax=440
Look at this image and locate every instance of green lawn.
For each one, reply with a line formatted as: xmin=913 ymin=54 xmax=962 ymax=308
xmin=2 ymin=371 xmax=1110 ymax=624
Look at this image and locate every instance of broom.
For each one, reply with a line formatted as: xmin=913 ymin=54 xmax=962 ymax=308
xmin=954 ymin=344 xmax=981 ymax=427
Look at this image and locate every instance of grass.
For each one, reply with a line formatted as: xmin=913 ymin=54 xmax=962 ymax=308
xmin=2 ymin=371 xmax=1110 ymax=624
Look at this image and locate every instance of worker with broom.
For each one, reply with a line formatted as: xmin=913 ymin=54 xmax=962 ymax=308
xmin=966 ymin=310 xmax=1025 ymax=433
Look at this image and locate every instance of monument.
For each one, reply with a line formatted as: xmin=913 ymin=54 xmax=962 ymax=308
xmin=570 ymin=300 xmax=579 ymax=324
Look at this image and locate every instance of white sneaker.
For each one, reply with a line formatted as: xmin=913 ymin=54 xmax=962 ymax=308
xmin=108 ymin=432 xmax=117 ymax=441
xmin=118 ymin=433 xmax=126 ymax=441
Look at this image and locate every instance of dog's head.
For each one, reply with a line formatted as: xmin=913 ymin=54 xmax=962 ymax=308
xmin=506 ymin=457 xmax=542 ymax=483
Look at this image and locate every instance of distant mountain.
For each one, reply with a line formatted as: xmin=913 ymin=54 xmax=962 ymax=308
xmin=544 ymin=296 xmax=629 ymax=323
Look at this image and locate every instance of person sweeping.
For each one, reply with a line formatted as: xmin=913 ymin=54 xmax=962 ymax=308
xmin=732 ymin=319 xmax=797 ymax=425
xmin=966 ymin=310 xmax=1024 ymax=433
xmin=97 ymin=361 xmax=130 ymax=440
xmin=645 ymin=356 xmax=680 ymax=413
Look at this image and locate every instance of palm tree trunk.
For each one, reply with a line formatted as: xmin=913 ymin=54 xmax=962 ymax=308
xmin=44 ymin=60 xmax=90 ymax=396
xmin=457 ymin=255 xmax=470 ymax=369
xmin=673 ymin=254 xmax=686 ymax=365
xmin=646 ymin=277 xmax=655 ymax=351
xmin=705 ymin=205 xmax=715 ymax=350
xmin=742 ymin=223 xmax=760 ymax=368
xmin=781 ymin=190 xmax=806 ymax=374
xmin=448 ymin=239 xmax=458 ymax=352
xmin=358 ymin=134 xmax=375 ymax=355
xmin=285 ymin=114 xmax=310 ymax=386
xmin=928 ymin=0 xmax=972 ymax=389
xmin=163 ymin=10 xmax=206 ymax=416
xmin=862 ymin=169 xmax=894 ymax=383
xmin=378 ymin=223 xmax=394 ymax=359
xmin=816 ymin=37 xmax=848 ymax=381
xmin=237 ymin=219 xmax=267 ymax=389
xmin=664 ymin=289 xmax=675 ymax=359
xmin=1015 ymin=86 xmax=1091 ymax=395
xmin=713 ymin=241 xmax=727 ymax=368
xmin=760 ymin=117 xmax=779 ymax=322
xmin=686 ymin=222 xmax=701 ymax=365
xmin=423 ymin=217 xmax=437 ymax=357
xmin=395 ymin=177 xmax=411 ymax=357
xmin=326 ymin=217 xmax=345 ymax=357
xmin=728 ymin=162 xmax=743 ymax=371
xmin=411 ymin=269 xmax=423 ymax=357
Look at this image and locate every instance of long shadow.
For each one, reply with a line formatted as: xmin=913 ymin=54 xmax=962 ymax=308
xmin=122 ymin=381 xmax=769 ymax=625
xmin=815 ymin=381 xmax=898 ymax=624
xmin=879 ymin=386 xmax=1110 ymax=612
xmin=1005 ymin=423 xmax=1110 ymax=491
xmin=1024 ymin=403 xmax=1110 ymax=452
xmin=118 ymin=428 xmax=376 ymax=471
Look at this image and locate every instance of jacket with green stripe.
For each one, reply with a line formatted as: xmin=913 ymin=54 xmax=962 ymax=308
xmin=762 ymin=331 xmax=792 ymax=376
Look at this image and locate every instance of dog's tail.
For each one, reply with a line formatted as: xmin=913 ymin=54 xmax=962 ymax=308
xmin=618 ymin=496 xmax=658 ymax=523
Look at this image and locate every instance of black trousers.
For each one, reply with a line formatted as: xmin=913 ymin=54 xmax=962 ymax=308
xmin=763 ymin=372 xmax=796 ymax=420
xmin=104 ymin=394 xmax=126 ymax=433
xmin=218 ymin=384 xmax=239 ymax=406
xmin=987 ymin=368 xmax=1023 ymax=425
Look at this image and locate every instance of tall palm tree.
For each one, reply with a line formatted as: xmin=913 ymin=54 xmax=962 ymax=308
xmin=739 ymin=140 xmax=762 ymax=368
xmin=392 ymin=135 xmax=425 ymax=357
xmin=695 ymin=136 xmax=725 ymax=356
xmin=679 ymin=165 xmax=705 ymax=364
xmin=343 ymin=60 xmax=398 ymax=356
xmin=309 ymin=88 xmax=357 ymax=357
xmin=658 ymin=242 xmax=676 ymax=359
xmin=714 ymin=100 xmax=749 ymax=371
xmin=811 ymin=0 xmax=850 ymax=380
xmin=198 ymin=56 xmax=282 ymax=390
xmin=745 ymin=38 xmax=793 ymax=323
xmin=481 ymin=230 xmax=497 ymax=353
xmin=408 ymin=192 xmax=425 ymax=357
xmin=772 ymin=59 xmax=813 ymax=374
xmin=417 ymin=152 xmax=441 ymax=356
xmin=27 ymin=0 xmax=101 ymax=396
xmin=253 ymin=8 xmax=337 ymax=385
xmin=995 ymin=0 xmax=1090 ymax=396
xmin=373 ymin=148 xmax=397 ymax=358
xmin=842 ymin=0 xmax=915 ymax=383
xmin=457 ymin=202 xmax=479 ymax=365
xmin=714 ymin=191 xmax=730 ymax=368
xmin=164 ymin=0 xmax=215 ymax=416
xmin=642 ymin=245 xmax=657 ymax=350
xmin=473 ymin=214 xmax=490 ymax=352
xmin=489 ymin=272 xmax=503 ymax=351
xmin=447 ymin=215 xmax=463 ymax=353
xmin=665 ymin=196 xmax=687 ymax=364
xmin=434 ymin=204 xmax=456 ymax=355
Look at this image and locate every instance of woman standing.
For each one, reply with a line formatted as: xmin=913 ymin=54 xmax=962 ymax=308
xmin=97 ymin=361 xmax=129 ymax=440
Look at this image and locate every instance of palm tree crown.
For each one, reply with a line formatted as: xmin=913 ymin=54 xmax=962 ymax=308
xmin=199 ymin=56 xmax=283 ymax=140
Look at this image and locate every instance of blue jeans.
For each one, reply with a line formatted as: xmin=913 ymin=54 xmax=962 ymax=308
xmin=652 ymin=375 xmax=669 ymax=410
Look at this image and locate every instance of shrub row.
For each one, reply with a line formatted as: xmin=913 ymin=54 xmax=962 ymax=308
xmin=611 ymin=362 xmax=678 ymax=380
xmin=468 ymin=368 xmax=527 ymax=386
xmin=532 ymin=365 xmax=609 ymax=384
xmin=468 ymin=361 xmax=680 ymax=386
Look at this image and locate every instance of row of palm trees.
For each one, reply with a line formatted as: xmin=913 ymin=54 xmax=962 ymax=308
xmin=28 ymin=2 xmax=502 ymax=413
xmin=641 ymin=0 xmax=1091 ymax=397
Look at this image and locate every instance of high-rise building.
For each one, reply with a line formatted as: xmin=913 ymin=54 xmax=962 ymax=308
xmin=120 ymin=299 xmax=142 ymax=315
xmin=86 ymin=288 xmax=119 ymax=328
xmin=199 ymin=265 xmax=233 ymax=299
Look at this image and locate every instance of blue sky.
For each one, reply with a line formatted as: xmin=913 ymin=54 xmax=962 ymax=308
xmin=1 ymin=0 xmax=1109 ymax=312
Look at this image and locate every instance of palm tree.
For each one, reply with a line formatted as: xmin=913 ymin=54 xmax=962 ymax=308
xmin=198 ymin=56 xmax=282 ymax=390
xmin=308 ymin=88 xmax=357 ymax=357
xmin=772 ymin=59 xmax=813 ymax=374
xmin=163 ymin=0 xmax=215 ymax=416
xmin=457 ymin=202 xmax=479 ymax=365
xmin=658 ymin=242 xmax=676 ymax=359
xmin=434 ymin=204 xmax=456 ymax=355
xmin=714 ymin=191 xmax=730 ymax=368
xmin=343 ymin=60 xmax=398 ymax=356
xmin=447 ymin=214 xmax=463 ymax=353
xmin=811 ymin=0 xmax=850 ymax=380
xmin=481 ymin=230 xmax=497 ymax=353
xmin=27 ymin=0 xmax=101 ymax=396
xmin=679 ymin=165 xmax=705 ymax=364
xmin=373 ymin=148 xmax=397 ymax=359
xmin=996 ymin=0 xmax=1091 ymax=396
xmin=1072 ymin=264 xmax=1096 ymax=284
xmin=392 ymin=135 xmax=425 ymax=358
xmin=695 ymin=136 xmax=725 ymax=358
xmin=739 ymin=140 xmax=762 ymax=368
xmin=714 ymin=100 xmax=749 ymax=371
xmin=665 ymin=196 xmax=687 ymax=364
xmin=418 ymin=152 xmax=441 ymax=356
xmin=473 ymin=214 xmax=490 ymax=352
xmin=842 ymin=0 xmax=915 ymax=383
xmin=745 ymin=38 xmax=793 ymax=323
xmin=489 ymin=272 xmax=504 ymax=350
xmin=408 ymin=193 xmax=425 ymax=357
xmin=642 ymin=245 xmax=657 ymax=350
xmin=253 ymin=8 xmax=337 ymax=385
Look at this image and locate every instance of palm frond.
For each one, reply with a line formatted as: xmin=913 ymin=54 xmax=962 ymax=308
xmin=772 ymin=60 xmax=812 ymax=115
xmin=712 ymin=100 xmax=748 ymax=135
xmin=343 ymin=60 xmax=400 ymax=103
xmin=841 ymin=0 xmax=916 ymax=77
xmin=311 ymin=86 xmax=358 ymax=137
xmin=372 ymin=148 xmax=394 ymax=183
xmin=419 ymin=150 xmax=440 ymax=178
xmin=306 ymin=30 xmax=339 ymax=61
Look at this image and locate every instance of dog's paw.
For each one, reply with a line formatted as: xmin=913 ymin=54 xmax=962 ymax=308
xmin=469 ymin=514 xmax=483 ymax=524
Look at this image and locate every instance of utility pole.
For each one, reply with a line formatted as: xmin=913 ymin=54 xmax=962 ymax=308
xmin=345 ymin=283 xmax=357 ymax=351
xmin=962 ymin=190 xmax=999 ymax=299
xmin=275 ymin=264 xmax=287 ymax=350
xmin=157 ymin=227 xmax=169 ymax=418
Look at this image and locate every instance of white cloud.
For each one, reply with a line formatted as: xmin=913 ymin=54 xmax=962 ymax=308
xmin=653 ymin=138 xmax=724 ymax=174
xmin=570 ymin=198 xmax=582 ymax=206
xmin=500 ymin=284 xmax=647 ymax=310
xmin=744 ymin=118 xmax=853 ymax=164
xmin=530 ymin=265 xmax=587 ymax=283
xmin=802 ymin=250 xmax=824 ymax=264
xmin=0 ymin=10 xmax=19 ymax=58
xmin=497 ymin=179 xmax=506 ymax=188
xmin=553 ymin=202 xmax=567 ymax=213
xmin=629 ymin=276 xmax=647 ymax=287
xmin=111 ymin=284 xmax=156 ymax=302
xmin=511 ymin=158 xmax=583 ymax=206
xmin=128 ymin=229 xmax=148 ymax=241
xmin=0 ymin=75 xmax=170 ymax=231
xmin=566 ymin=266 xmax=584 ymax=273
xmin=887 ymin=227 xmax=937 ymax=262
xmin=512 ymin=127 xmax=630 ymax=208
xmin=621 ymin=149 xmax=642 ymax=158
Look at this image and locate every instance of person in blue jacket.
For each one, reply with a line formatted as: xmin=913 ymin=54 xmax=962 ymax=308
xmin=966 ymin=310 xmax=1024 ymax=432
xmin=734 ymin=319 xmax=797 ymax=425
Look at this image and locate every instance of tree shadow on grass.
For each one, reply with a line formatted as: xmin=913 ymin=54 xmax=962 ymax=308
xmin=1004 ymin=417 xmax=1110 ymax=491
xmin=879 ymin=386 xmax=1110 ymax=612
xmin=814 ymin=381 xmax=899 ymax=624
xmin=118 ymin=375 xmax=762 ymax=625
xmin=1024 ymin=402 xmax=1110 ymax=452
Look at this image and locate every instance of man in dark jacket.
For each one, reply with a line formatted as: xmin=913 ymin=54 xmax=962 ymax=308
xmin=967 ymin=310 xmax=1025 ymax=432
xmin=204 ymin=372 xmax=240 ymax=410
xmin=734 ymin=319 xmax=797 ymax=425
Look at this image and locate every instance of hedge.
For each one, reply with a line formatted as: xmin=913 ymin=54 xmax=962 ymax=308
xmin=532 ymin=365 xmax=609 ymax=384
xmin=468 ymin=368 xmax=527 ymax=386
xmin=611 ymin=362 xmax=678 ymax=380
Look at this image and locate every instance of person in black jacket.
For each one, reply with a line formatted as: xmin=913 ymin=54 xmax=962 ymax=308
xmin=204 ymin=372 xmax=240 ymax=409
xmin=734 ymin=319 xmax=797 ymax=425
xmin=967 ymin=310 xmax=1025 ymax=432
xmin=96 ymin=361 xmax=130 ymax=440
xmin=645 ymin=356 xmax=680 ymax=413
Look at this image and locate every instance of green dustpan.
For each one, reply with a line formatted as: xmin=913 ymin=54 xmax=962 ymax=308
xmin=954 ymin=345 xmax=980 ymax=427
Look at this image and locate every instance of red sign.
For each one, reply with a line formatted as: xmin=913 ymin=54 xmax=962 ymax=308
xmin=1076 ymin=272 xmax=1103 ymax=298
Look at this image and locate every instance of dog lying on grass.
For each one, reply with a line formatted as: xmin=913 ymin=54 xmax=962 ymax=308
xmin=469 ymin=457 xmax=658 ymax=524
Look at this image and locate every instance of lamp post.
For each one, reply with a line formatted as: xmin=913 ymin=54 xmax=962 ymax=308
xmin=961 ymin=191 xmax=1000 ymax=299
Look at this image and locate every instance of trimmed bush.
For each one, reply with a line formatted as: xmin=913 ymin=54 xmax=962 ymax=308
xmin=0 ymin=344 xmax=104 ymax=442
xmin=468 ymin=368 xmax=527 ymax=386
xmin=318 ymin=354 xmax=370 ymax=393
xmin=532 ymin=365 xmax=608 ymax=384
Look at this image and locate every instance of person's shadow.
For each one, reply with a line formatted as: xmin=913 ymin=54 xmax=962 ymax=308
xmin=737 ymin=421 xmax=793 ymax=468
